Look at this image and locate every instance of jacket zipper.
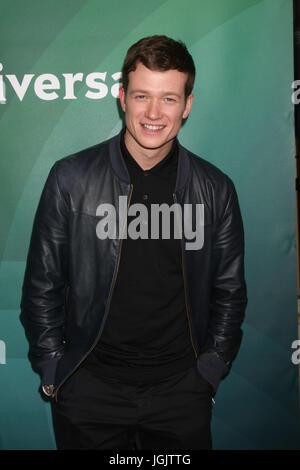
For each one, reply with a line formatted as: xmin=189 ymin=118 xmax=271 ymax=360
xmin=173 ymin=193 xmax=215 ymax=405
xmin=53 ymin=184 xmax=134 ymax=402
xmin=173 ymin=193 xmax=197 ymax=360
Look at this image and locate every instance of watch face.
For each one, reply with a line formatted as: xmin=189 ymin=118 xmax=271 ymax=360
xmin=42 ymin=385 xmax=54 ymax=396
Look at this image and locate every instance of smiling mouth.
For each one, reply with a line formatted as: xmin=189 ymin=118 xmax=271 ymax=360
xmin=142 ymin=124 xmax=165 ymax=131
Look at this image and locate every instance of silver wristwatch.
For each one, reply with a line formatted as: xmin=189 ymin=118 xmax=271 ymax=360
xmin=42 ymin=384 xmax=54 ymax=397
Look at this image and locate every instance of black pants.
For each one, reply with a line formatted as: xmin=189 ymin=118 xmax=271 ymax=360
xmin=51 ymin=364 xmax=213 ymax=450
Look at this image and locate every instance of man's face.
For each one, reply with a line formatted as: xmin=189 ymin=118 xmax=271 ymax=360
xmin=119 ymin=62 xmax=193 ymax=162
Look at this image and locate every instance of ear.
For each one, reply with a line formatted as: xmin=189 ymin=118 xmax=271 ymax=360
xmin=182 ymin=93 xmax=194 ymax=119
xmin=119 ymin=85 xmax=126 ymax=112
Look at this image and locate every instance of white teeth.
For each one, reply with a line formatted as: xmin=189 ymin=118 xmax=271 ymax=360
xmin=143 ymin=124 xmax=164 ymax=130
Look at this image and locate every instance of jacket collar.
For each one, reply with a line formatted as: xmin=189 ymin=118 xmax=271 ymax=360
xmin=108 ymin=129 xmax=190 ymax=194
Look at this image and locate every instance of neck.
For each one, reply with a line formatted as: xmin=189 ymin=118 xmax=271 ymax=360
xmin=124 ymin=129 xmax=174 ymax=170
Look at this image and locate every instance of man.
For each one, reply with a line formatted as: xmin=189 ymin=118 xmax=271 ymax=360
xmin=20 ymin=35 xmax=247 ymax=450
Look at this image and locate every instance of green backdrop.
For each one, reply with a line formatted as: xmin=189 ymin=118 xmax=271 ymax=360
xmin=0 ymin=0 xmax=299 ymax=449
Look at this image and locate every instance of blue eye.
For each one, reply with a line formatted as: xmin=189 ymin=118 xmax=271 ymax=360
xmin=165 ymin=97 xmax=175 ymax=103
xmin=136 ymin=95 xmax=146 ymax=100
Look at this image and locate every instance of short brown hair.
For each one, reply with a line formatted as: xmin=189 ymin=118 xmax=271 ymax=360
xmin=121 ymin=35 xmax=195 ymax=99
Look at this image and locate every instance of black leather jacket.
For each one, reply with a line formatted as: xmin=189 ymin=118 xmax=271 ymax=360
xmin=20 ymin=130 xmax=247 ymax=401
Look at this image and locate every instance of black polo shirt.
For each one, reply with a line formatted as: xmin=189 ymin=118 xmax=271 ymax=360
xmin=83 ymin=130 xmax=195 ymax=383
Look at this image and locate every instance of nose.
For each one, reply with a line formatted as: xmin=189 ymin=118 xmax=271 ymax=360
xmin=145 ymin=99 xmax=162 ymax=120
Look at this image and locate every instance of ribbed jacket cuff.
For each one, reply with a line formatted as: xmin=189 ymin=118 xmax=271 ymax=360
xmin=39 ymin=357 xmax=60 ymax=385
xmin=196 ymin=352 xmax=229 ymax=395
